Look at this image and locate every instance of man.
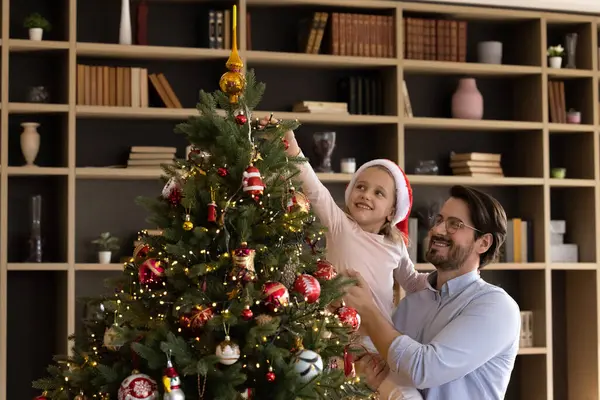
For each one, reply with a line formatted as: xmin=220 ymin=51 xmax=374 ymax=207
xmin=344 ymin=185 xmax=521 ymax=399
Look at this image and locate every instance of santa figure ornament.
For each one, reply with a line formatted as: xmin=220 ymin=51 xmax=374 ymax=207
xmin=344 ymin=159 xmax=412 ymax=245
xmin=242 ymin=165 xmax=265 ymax=200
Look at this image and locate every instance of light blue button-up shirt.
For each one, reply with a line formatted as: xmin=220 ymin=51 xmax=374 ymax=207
xmin=382 ymin=270 xmax=521 ymax=399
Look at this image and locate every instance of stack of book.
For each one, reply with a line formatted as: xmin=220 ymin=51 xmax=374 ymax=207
xmin=450 ymin=152 xmax=503 ymax=177
xmin=127 ymin=146 xmax=177 ymax=169
xmin=292 ymin=101 xmax=348 ymax=114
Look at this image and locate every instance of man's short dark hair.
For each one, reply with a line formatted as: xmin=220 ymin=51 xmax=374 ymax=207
xmin=449 ymin=185 xmax=507 ymax=268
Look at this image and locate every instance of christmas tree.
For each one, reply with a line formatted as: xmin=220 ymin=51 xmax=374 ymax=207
xmin=32 ymin=6 xmax=372 ymax=400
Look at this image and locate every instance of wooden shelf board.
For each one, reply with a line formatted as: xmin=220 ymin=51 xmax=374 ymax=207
xmin=407 ymin=174 xmax=543 ymax=186
xmin=76 ymin=105 xmax=201 ymax=120
xmin=404 ymin=117 xmax=542 ymax=131
xmin=76 ymin=167 xmax=163 ymax=180
xmin=8 ymin=39 xmax=69 ymax=51
xmin=75 ymin=263 xmax=125 ymax=271
xmin=518 ymin=347 xmax=547 ymax=355
xmin=548 ymin=178 xmax=596 ymax=187
xmin=550 ymin=263 xmax=598 ymax=270
xmin=76 ymin=106 xmax=396 ymax=124
xmin=401 ymin=2 xmax=539 ymax=19
xmin=245 ymin=50 xmax=398 ymax=68
xmin=9 ymin=102 xmax=69 ymax=113
xmin=403 ymin=60 xmax=541 ymax=76
xmin=7 ymin=263 xmax=69 ymax=271
xmin=548 ymin=123 xmax=595 ymax=133
xmin=260 ymin=111 xmax=399 ymax=125
xmin=75 ymin=167 xmax=351 ymax=183
xmin=547 ymin=68 xmax=595 ymax=78
xmin=76 ymin=42 xmax=230 ymax=60
xmin=416 ymin=262 xmax=545 ymax=270
xmin=246 ymin=0 xmax=396 ymax=8
xmin=6 ymin=166 xmax=69 ymax=176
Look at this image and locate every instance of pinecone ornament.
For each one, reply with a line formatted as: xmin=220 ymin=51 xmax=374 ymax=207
xmin=280 ymin=263 xmax=297 ymax=288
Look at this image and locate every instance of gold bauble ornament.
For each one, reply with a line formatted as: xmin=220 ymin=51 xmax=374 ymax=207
xmin=219 ymin=70 xmax=245 ymax=104
xmin=219 ymin=5 xmax=246 ymax=103
xmin=183 ymin=214 xmax=194 ymax=231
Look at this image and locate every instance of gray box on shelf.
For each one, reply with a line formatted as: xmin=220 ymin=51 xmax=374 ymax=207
xmin=550 ymin=219 xmax=578 ymax=262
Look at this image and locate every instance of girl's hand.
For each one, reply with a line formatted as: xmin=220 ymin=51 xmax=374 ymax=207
xmin=257 ymin=115 xmax=300 ymax=157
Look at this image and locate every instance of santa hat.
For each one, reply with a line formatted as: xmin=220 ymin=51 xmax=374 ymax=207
xmin=344 ymin=159 xmax=413 ymax=242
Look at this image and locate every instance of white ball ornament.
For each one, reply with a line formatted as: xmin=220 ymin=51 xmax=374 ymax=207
xmin=293 ymin=349 xmax=323 ymax=382
xmin=118 ymin=371 xmax=158 ymax=400
xmin=216 ymin=335 xmax=241 ymax=365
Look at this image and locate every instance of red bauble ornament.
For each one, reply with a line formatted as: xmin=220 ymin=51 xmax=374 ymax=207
xmin=266 ymin=367 xmax=276 ymax=382
xmin=293 ymin=274 xmax=321 ymax=303
xmin=241 ymin=306 xmax=254 ymax=321
xmin=179 ymin=305 xmax=214 ymax=332
xmin=242 ymin=165 xmax=265 ymax=200
xmin=262 ymin=281 xmax=290 ymax=311
xmin=336 ymin=306 xmax=361 ymax=331
xmin=235 ymin=113 xmax=248 ymax=125
xmin=34 ymin=394 xmax=49 ymax=400
xmin=138 ymin=259 xmax=164 ymax=285
xmin=217 ymin=167 xmax=229 ymax=177
xmin=314 ymin=259 xmax=337 ymax=281
xmin=118 ymin=372 xmax=158 ymax=400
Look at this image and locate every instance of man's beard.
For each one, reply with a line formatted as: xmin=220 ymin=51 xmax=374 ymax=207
xmin=425 ymin=234 xmax=474 ymax=271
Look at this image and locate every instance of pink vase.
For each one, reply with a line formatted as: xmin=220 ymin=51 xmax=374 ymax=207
xmin=451 ymin=78 xmax=483 ymax=119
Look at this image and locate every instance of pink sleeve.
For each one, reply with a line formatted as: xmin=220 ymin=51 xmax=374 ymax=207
xmin=296 ymin=152 xmax=346 ymax=234
xmin=393 ymin=244 xmax=430 ymax=294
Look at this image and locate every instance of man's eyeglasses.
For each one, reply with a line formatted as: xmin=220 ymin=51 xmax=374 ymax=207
xmin=429 ymin=214 xmax=481 ymax=234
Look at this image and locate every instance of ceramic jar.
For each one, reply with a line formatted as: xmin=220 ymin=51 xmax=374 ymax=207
xmin=451 ymin=78 xmax=483 ymax=120
xmin=20 ymin=122 xmax=40 ymax=166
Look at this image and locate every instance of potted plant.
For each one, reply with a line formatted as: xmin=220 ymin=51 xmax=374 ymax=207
xmin=24 ymin=13 xmax=51 ymax=41
xmin=92 ymin=232 xmax=120 ymax=264
xmin=547 ymin=45 xmax=564 ymax=69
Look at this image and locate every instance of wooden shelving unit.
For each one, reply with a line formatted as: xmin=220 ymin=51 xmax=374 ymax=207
xmin=0 ymin=0 xmax=598 ymax=399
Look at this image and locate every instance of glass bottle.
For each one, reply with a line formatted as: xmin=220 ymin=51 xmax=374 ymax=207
xmin=27 ymin=194 xmax=43 ymax=262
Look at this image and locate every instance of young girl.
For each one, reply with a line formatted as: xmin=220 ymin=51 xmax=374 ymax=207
xmin=260 ymin=117 xmax=427 ymax=399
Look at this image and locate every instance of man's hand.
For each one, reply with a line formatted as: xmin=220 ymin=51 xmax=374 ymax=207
xmin=343 ymin=270 xmax=377 ymax=317
xmin=355 ymin=352 xmax=389 ymax=391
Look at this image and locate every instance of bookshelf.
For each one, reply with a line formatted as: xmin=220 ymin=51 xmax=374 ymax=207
xmin=0 ymin=0 xmax=598 ymax=399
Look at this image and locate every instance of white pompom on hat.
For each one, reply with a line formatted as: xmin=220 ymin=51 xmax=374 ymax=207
xmin=344 ymin=159 xmax=413 ymax=240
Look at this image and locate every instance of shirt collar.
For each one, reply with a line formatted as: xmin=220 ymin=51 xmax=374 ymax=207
xmin=426 ymin=270 xmax=480 ymax=297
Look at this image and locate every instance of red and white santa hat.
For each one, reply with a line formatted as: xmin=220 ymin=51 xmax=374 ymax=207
xmin=344 ymin=159 xmax=413 ymax=239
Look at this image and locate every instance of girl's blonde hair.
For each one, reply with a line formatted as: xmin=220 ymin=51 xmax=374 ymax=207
xmin=344 ymin=165 xmax=408 ymax=246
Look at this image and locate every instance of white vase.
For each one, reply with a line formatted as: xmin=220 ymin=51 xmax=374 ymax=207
xmin=451 ymin=78 xmax=484 ymax=120
xmin=20 ymin=122 xmax=40 ymax=166
xmin=98 ymin=251 xmax=112 ymax=264
xmin=477 ymin=41 xmax=502 ymax=64
xmin=29 ymin=28 xmax=43 ymax=41
xmin=549 ymin=56 xmax=562 ymax=68
xmin=119 ymin=0 xmax=132 ymax=45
